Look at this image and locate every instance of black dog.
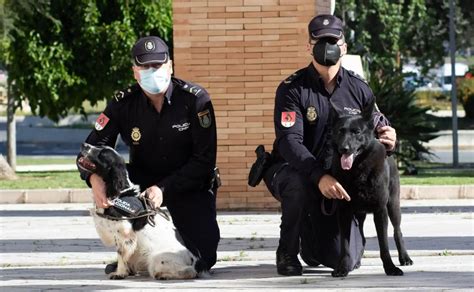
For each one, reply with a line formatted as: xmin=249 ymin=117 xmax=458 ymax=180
xmin=329 ymin=102 xmax=413 ymax=277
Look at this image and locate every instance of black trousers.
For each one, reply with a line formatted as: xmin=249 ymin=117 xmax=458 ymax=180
xmin=263 ymin=162 xmax=364 ymax=270
xmin=166 ymin=190 xmax=220 ymax=270
xmin=128 ymin=165 xmax=220 ymax=270
xmin=264 ymin=162 xmax=314 ymax=256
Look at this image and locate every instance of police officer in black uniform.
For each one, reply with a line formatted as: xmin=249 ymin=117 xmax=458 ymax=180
xmin=76 ymin=36 xmax=220 ymax=271
xmin=264 ymin=15 xmax=397 ymax=276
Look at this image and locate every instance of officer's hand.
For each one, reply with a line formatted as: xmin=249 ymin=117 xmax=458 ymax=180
xmin=90 ymin=174 xmax=112 ymax=208
xmin=142 ymin=186 xmax=163 ymax=208
xmin=377 ymin=126 xmax=397 ymax=151
xmin=318 ymin=174 xmax=351 ymax=201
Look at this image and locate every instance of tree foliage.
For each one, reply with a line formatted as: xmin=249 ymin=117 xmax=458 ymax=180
xmin=3 ymin=0 xmax=172 ymax=121
xmin=336 ymin=0 xmax=470 ymax=76
xmin=333 ymin=0 xmax=468 ymax=163
xmin=369 ymin=74 xmax=439 ymax=162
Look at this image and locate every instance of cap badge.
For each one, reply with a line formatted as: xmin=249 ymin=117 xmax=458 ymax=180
xmin=145 ymin=41 xmax=155 ymax=51
xmin=323 ymin=19 xmax=329 ymax=25
xmin=131 ymin=127 xmax=141 ymax=144
xmin=306 ymin=106 xmax=317 ymax=123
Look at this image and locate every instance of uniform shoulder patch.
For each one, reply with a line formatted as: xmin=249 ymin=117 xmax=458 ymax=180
xmin=197 ymin=109 xmax=212 ymax=128
xmin=283 ymin=68 xmax=305 ymax=85
xmin=181 ymin=82 xmax=205 ymax=98
xmin=113 ymin=84 xmax=140 ymax=102
xmin=173 ymin=78 xmax=205 ymax=97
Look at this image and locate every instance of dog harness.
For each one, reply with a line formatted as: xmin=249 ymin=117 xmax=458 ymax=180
xmin=95 ymin=191 xmax=169 ymax=227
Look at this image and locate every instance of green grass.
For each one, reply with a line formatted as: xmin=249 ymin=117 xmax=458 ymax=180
xmin=17 ymin=157 xmax=76 ymax=166
xmin=400 ymin=173 xmax=474 ymax=185
xmin=0 ymin=167 xmax=472 ymax=190
xmin=400 ymin=166 xmax=474 ymax=185
xmin=0 ymin=171 xmax=85 ymax=189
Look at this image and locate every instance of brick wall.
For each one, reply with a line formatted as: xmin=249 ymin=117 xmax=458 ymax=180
xmin=173 ymin=0 xmax=330 ymax=210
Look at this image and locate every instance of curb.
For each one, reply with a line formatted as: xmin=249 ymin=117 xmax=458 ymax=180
xmin=0 ymin=185 xmax=473 ymax=204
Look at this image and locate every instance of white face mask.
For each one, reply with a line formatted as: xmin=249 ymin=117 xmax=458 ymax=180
xmin=138 ymin=66 xmax=171 ymax=94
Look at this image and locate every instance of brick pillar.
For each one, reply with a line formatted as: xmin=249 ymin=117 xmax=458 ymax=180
xmin=173 ymin=0 xmax=324 ymax=210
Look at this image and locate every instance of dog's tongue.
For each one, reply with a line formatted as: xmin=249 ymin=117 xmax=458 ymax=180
xmin=341 ymin=154 xmax=354 ymax=170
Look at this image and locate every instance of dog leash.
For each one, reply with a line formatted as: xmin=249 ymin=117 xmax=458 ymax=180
xmin=320 ymin=198 xmax=337 ymax=216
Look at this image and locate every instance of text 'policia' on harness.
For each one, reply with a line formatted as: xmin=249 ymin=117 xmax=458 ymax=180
xmin=95 ymin=187 xmax=169 ymax=227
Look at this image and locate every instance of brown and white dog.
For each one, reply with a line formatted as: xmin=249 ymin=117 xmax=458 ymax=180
xmin=77 ymin=143 xmax=206 ymax=280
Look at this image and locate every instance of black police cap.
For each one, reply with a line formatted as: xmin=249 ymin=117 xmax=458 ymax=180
xmin=132 ymin=36 xmax=169 ymax=65
xmin=308 ymin=14 xmax=343 ymax=40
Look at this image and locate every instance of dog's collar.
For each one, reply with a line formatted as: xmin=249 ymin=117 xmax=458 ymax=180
xmin=120 ymin=185 xmax=139 ymax=194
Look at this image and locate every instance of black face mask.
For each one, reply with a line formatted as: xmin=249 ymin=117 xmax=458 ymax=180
xmin=312 ymin=38 xmax=341 ymax=67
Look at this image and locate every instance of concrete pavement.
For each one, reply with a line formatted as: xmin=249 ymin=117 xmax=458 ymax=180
xmin=0 ymin=199 xmax=473 ymax=291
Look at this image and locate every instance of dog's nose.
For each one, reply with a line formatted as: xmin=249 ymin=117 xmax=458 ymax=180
xmin=340 ymin=145 xmax=350 ymax=154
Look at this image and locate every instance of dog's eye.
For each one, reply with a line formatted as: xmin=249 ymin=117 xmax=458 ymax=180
xmin=351 ymin=129 xmax=361 ymax=134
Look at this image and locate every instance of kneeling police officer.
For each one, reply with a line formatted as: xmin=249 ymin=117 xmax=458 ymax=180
xmin=76 ymin=36 xmax=221 ymax=272
xmin=250 ymin=15 xmax=397 ymax=276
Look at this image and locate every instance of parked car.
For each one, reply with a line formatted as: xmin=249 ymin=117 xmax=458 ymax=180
xmin=438 ymin=63 xmax=469 ymax=92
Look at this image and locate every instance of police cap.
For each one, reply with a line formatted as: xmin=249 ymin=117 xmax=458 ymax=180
xmin=131 ymin=36 xmax=169 ymax=65
xmin=308 ymin=14 xmax=343 ymax=40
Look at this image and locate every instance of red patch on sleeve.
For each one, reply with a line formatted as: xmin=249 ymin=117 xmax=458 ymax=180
xmin=95 ymin=113 xmax=110 ymax=131
xmin=281 ymin=111 xmax=296 ymax=128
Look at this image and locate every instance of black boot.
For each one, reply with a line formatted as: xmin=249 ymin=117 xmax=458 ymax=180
xmin=276 ymin=247 xmax=302 ymax=276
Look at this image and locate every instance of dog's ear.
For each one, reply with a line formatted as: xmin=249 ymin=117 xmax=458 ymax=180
xmin=362 ymin=98 xmax=376 ymax=130
xmin=328 ymin=100 xmax=342 ymax=128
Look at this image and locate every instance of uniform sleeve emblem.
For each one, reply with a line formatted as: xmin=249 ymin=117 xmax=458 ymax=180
xmin=198 ymin=109 xmax=212 ymax=128
xmin=281 ymin=111 xmax=296 ymax=128
xmin=95 ymin=113 xmax=110 ymax=131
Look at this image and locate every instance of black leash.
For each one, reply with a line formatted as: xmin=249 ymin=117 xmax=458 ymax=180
xmin=320 ymin=198 xmax=337 ymax=216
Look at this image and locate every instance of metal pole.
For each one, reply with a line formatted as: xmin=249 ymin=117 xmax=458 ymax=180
xmin=449 ymin=0 xmax=459 ymax=167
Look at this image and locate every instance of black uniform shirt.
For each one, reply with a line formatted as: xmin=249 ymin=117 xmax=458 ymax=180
xmin=77 ymin=77 xmax=217 ymax=196
xmin=273 ymin=62 xmax=390 ymax=185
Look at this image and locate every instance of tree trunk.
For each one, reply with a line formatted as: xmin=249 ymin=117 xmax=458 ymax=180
xmin=6 ymin=75 xmax=16 ymax=170
xmin=0 ymin=154 xmax=17 ymax=180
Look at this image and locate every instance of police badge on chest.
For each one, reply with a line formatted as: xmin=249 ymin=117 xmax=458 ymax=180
xmin=131 ymin=127 xmax=141 ymax=145
xmin=306 ymin=106 xmax=318 ymax=124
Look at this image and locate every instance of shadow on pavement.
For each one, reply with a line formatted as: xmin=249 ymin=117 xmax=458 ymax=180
xmin=401 ymin=206 xmax=474 ymax=213
xmin=1 ymin=236 xmax=473 ymax=253
xmin=1 ymin=268 xmax=474 ymax=290
xmin=1 ymin=205 xmax=472 ymax=218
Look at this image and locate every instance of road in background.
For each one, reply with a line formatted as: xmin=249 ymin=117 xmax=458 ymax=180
xmin=0 ymin=115 xmax=472 ymax=163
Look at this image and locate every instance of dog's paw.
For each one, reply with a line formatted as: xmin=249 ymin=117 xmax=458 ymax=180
xmin=399 ymin=256 xmax=413 ymax=266
xmin=153 ymin=273 xmax=169 ymax=280
xmin=109 ymin=273 xmax=128 ymax=280
xmin=331 ymin=269 xmax=349 ymax=277
xmin=384 ymin=265 xmax=404 ymax=276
